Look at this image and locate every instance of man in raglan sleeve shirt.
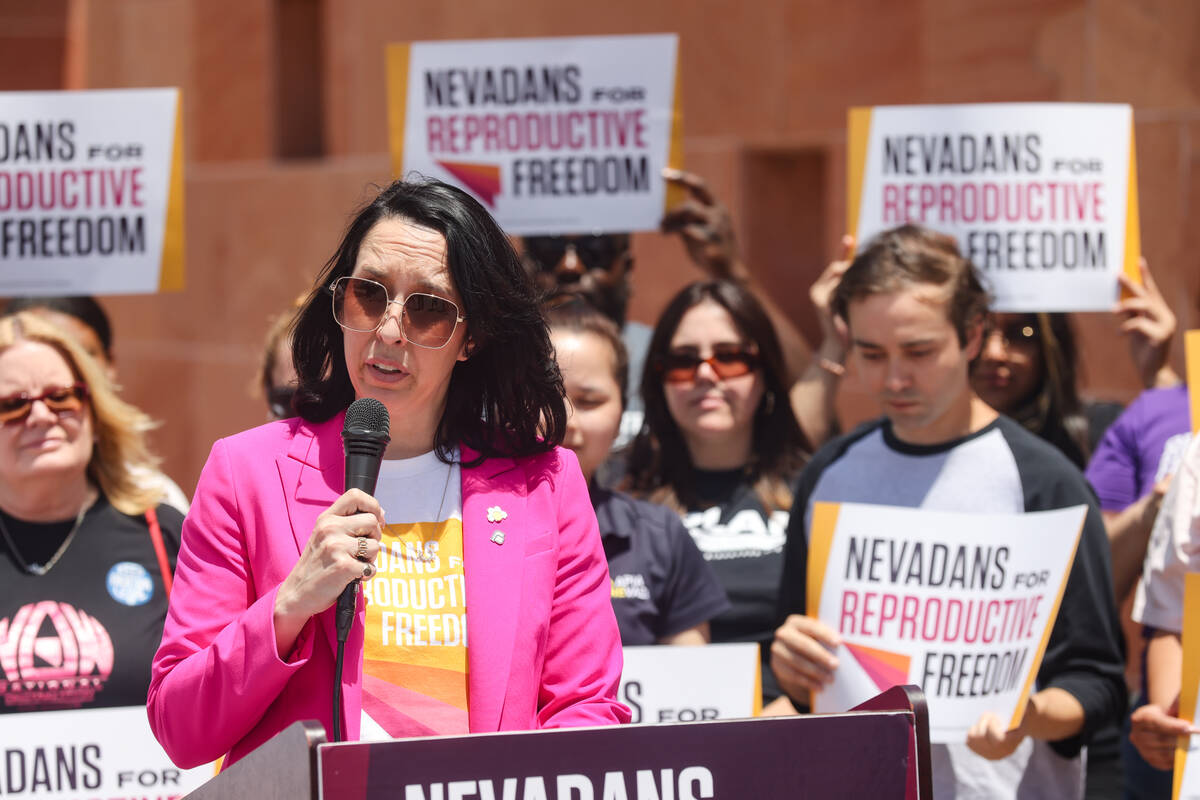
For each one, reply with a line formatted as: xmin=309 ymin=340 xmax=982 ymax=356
xmin=770 ymin=225 xmax=1126 ymax=800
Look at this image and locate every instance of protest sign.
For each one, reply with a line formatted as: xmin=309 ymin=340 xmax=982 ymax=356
xmin=847 ymin=103 xmax=1138 ymax=312
xmin=0 ymin=88 xmax=184 ymax=296
xmin=0 ymin=705 xmax=211 ymax=799
xmin=1173 ymin=573 xmax=1200 ymax=800
xmin=618 ymin=643 xmax=760 ymax=724
xmin=807 ymin=501 xmax=1086 ymax=743
xmin=387 ymin=34 xmax=682 ymax=235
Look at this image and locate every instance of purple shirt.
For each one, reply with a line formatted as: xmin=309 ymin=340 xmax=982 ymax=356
xmin=1085 ymin=385 xmax=1192 ymax=511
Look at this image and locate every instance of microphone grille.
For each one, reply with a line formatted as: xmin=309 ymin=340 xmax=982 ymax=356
xmin=344 ymin=397 xmax=390 ymax=434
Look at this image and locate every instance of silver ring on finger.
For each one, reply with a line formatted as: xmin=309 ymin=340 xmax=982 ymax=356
xmin=362 ymin=563 xmax=375 ymax=579
xmin=355 ymin=537 xmax=369 ymax=562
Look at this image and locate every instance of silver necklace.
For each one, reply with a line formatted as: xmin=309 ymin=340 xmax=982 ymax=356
xmin=434 ymin=459 xmax=453 ymax=523
xmin=404 ymin=462 xmax=454 ymax=565
xmin=0 ymin=499 xmax=92 ymax=576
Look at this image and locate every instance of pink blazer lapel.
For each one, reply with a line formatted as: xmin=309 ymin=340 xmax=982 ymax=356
xmin=461 ymin=445 xmax=527 ymax=733
xmin=274 ymin=414 xmax=357 ymax=672
xmin=276 ymin=415 xmax=344 ymax=553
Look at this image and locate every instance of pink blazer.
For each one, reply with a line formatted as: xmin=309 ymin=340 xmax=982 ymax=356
xmin=148 ymin=413 xmax=629 ymax=768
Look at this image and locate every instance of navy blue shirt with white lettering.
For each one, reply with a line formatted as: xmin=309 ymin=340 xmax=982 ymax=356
xmin=594 ymin=489 xmax=729 ymax=647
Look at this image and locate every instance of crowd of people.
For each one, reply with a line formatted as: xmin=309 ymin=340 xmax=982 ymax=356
xmin=1 ymin=169 xmax=1196 ymax=799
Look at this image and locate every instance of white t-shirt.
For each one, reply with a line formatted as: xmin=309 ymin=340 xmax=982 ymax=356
xmin=372 ymin=448 xmax=462 ymax=529
xmin=1133 ymin=434 xmax=1200 ymax=633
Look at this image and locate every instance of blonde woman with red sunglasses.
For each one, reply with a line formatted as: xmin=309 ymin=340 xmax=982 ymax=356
xmin=0 ymin=311 xmax=182 ymax=716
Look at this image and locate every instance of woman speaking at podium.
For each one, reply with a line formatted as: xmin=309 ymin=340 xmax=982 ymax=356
xmin=149 ymin=178 xmax=629 ymax=768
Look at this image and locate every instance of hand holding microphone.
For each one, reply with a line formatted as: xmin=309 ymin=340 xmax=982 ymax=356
xmin=271 ymin=398 xmax=390 ymax=659
xmin=272 ymin=491 xmax=384 ymax=628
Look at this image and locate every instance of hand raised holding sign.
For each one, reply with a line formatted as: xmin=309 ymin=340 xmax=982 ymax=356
xmin=809 ymin=235 xmax=854 ymax=360
xmin=1115 ymin=258 xmax=1180 ymax=389
xmin=659 ymin=168 xmax=742 ymax=279
xmin=1130 ymin=701 xmax=1195 ymax=770
xmin=784 ymin=236 xmax=855 ymax=449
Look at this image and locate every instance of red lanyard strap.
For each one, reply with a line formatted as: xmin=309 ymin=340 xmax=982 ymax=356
xmin=145 ymin=507 xmax=173 ymax=598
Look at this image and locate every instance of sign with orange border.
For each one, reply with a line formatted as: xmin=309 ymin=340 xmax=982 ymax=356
xmin=807 ymin=501 xmax=1085 ymax=743
xmin=1173 ymin=573 xmax=1200 ymax=799
xmin=0 ymin=88 xmax=184 ymax=295
xmin=1186 ymin=330 xmax=1200 ymax=434
xmin=846 ymin=103 xmax=1138 ymax=312
xmin=387 ymin=35 xmax=682 ymax=235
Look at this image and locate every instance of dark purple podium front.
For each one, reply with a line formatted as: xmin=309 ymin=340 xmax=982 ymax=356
xmin=186 ymin=686 xmax=931 ymax=799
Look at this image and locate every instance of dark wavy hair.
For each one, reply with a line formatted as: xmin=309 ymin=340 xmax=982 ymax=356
xmin=833 ymin=224 xmax=990 ymax=346
xmin=291 ymin=178 xmax=566 ymax=466
xmin=625 ymin=280 xmax=809 ymax=513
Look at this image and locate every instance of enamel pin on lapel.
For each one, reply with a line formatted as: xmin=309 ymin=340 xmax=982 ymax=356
xmin=487 ymin=506 xmax=507 ymax=544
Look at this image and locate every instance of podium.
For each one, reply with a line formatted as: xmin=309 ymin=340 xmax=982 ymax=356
xmin=186 ymin=685 xmax=931 ymax=799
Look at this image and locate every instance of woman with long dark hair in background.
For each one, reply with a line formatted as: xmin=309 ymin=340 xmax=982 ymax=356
xmin=626 ymin=280 xmax=809 ymax=711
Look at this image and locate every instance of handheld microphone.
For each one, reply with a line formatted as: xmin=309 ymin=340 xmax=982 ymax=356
xmin=333 ymin=398 xmax=389 ymax=742
xmin=336 ymin=398 xmax=390 ymax=643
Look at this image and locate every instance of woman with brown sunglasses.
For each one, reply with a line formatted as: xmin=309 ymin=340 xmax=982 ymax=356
xmin=625 ymin=280 xmax=810 ymax=712
xmin=148 ymin=178 xmax=628 ymax=771
xmin=0 ymin=312 xmax=182 ymax=716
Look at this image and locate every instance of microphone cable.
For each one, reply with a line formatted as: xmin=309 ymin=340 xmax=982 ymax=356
xmin=332 ymin=584 xmax=357 ymax=742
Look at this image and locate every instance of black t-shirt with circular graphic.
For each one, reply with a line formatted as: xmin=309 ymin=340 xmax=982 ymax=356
xmin=0 ymin=497 xmax=182 ymax=713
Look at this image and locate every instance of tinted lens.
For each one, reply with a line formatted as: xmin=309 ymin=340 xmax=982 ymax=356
xmin=573 ymin=236 xmax=624 ymax=270
xmin=42 ymin=386 xmax=86 ymax=413
xmin=524 ymin=237 xmax=568 ymax=271
xmin=660 ymin=353 xmax=703 ymax=384
xmin=403 ymin=293 xmax=460 ymax=348
xmin=710 ymin=350 xmax=758 ymax=379
xmin=333 ymin=277 xmax=388 ymax=331
xmin=0 ymin=395 xmax=32 ymax=424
